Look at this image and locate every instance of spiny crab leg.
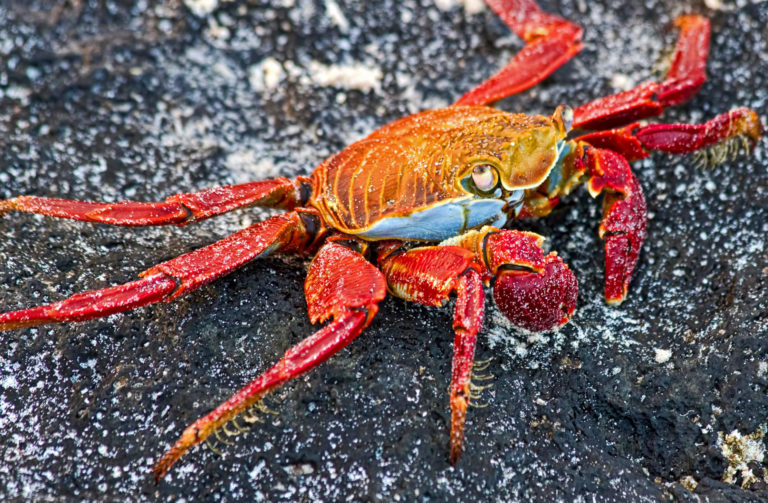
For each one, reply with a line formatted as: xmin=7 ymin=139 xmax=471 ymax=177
xmin=448 ymin=269 xmax=485 ymax=464
xmin=633 ymin=108 xmax=764 ymax=156
xmin=0 ymin=274 xmax=177 ymax=331
xmin=0 ymin=177 xmax=303 ymax=226
xmin=154 ymin=311 xmax=371 ymax=481
xmin=153 ymin=241 xmax=387 ymax=481
xmin=378 ymin=230 xmax=577 ymax=462
xmin=578 ymin=108 xmax=764 ymax=162
xmin=455 ymin=0 xmax=583 ymax=106
xmin=573 ymin=15 xmax=709 ymax=131
xmin=0 ymin=212 xmax=314 ymax=331
xmin=379 ymin=244 xmax=486 ymax=463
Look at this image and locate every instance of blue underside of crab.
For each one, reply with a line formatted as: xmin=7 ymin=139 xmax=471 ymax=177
xmin=354 ymin=140 xmax=572 ymax=241
xmin=353 ymin=196 xmax=509 ymax=241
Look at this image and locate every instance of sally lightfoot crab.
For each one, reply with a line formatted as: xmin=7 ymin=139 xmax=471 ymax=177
xmin=0 ymin=0 xmax=762 ymax=481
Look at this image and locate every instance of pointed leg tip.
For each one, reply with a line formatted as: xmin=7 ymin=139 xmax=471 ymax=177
xmin=0 ymin=320 xmax=40 ymax=331
xmin=448 ymin=435 xmax=463 ymax=466
xmin=0 ymin=199 xmax=12 ymax=216
xmin=152 ymin=450 xmax=179 ymax=484
xmin=152 ymin=427 xmax=203 ymax=483
xmin=740 ymin=108 xmax=764 ymax=145
xmin=673 ymin=14 xmax=708 ymax=29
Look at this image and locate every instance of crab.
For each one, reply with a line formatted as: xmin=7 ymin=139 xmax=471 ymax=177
xmin=0 ymin=0 xmax=762 ymax=482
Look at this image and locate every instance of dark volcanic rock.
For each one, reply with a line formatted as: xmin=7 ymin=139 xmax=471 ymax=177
xmin=1 ymin=0 xmax=767 ymax=501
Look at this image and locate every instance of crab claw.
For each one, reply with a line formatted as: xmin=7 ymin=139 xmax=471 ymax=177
xmin=493 ymin=255 xmax=577 ymax=331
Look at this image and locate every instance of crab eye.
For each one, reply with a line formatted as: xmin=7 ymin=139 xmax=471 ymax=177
xmin=561 ymin=105 xmax=574 ymax=131
xmin=554 ymin=104 xmax=574 ymax=132
xmin=471 ymin=164 xmax=497 ymax=192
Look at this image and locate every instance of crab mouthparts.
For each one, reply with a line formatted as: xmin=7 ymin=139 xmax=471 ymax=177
xmin=502 ymin=189 xmax=525 ymax=216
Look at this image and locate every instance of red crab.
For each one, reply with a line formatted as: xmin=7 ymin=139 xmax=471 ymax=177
xmin=0 ymin=0 xmax=762 ymax=481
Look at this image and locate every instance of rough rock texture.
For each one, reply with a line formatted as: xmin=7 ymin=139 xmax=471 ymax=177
xmin=1 ymin=0 xmax=767 ymax=501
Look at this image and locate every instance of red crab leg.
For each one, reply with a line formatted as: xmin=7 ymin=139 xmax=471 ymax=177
xmin=153 ymin=241 xmax=387 ymax=481
xmin=578 ymin=108 xmax=764 ymax=161
xmin=0 ymin=177 xmax=304 ymax=226
xmin=455 ymin=0 xmax=583 ymax=106
xmin=573 ymin=15 xmax=709 ymax=131
xmin=449 ymin=269 xmax=484 ymax=464
xmin=633 ymin=108 xmax=763 ymax=155
xmin=377 ymin=232 xmax=577 ymax=462
xmin=0 ymin=274 xmax=178 ymax=330
xmin=582 ymin=148 xmax=647 ymax=304
xmin=0 ymin=211 xmax=315 ymax=331
xmin=378 ymin=245 xmax=485 ymax=463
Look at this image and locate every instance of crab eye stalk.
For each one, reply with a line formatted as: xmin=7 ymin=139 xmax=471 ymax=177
xmin=553 ymin=104 xmax=574 ymax=133
xmin=471 ymin=164 xmax=498 ymax=192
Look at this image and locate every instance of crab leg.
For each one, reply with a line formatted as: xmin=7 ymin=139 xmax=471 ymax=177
xmin=0 ymin=211 xmax=315 ymax=330
xmin=378 ymin=245 xmax=485 ymax=463
xmin=448 ymin=270 xmax=485 ymax=464
xmin=633 ymin=108 xmax=763 ymax=156
xmin=455 ymin=0 xmax=583 ymax=106
xmin=573 ymin=15 xmax=709 ymax=131
xmin=441 ymin=228 xmax=578 ymax=331
xmin=0 ymin=177 xmax=304 ymax=226
xmin=582 ymin=148 xmax=647 ymax=304
xmin=577 ymin=108 xmax=764 ymax=162
xmin=153 ymin=240 xmax=387 ymax=481
xmin=378 ymin=232 xmax=577 ymax=463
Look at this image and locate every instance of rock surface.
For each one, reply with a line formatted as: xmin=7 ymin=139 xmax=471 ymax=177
xmin=1 ymin=0 xmax=767 ymax=500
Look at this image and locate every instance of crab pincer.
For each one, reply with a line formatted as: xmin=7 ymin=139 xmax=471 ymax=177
xmin=486 ymin=231 xmax=578 ymax=332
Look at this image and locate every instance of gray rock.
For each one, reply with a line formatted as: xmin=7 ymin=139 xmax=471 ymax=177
xmin=0 ymin=0 xmax=766 ymax=500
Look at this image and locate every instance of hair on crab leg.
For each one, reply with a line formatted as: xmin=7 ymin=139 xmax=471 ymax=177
xmin=376 ymin=244 xmax=494 ymax=463
xmin=153 ymin=240 xmax=387 ymax=481
xmin=633 ymin=108 xmax=764 ymax=156
xmin=152 ymin=310 xmax=370 ymax=481
xmin=449 ymin=269 xmax=485 ymax=465
xmin=575 ymin=108 xmax=764 ymax=163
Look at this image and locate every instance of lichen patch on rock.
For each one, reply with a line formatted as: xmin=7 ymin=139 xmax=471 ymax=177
xmin=718 ymin=425 xmax=768 ymax=489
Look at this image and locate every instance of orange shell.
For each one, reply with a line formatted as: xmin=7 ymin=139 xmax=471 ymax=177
xmin=309 ymin=105 xmax=563 ymax=235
